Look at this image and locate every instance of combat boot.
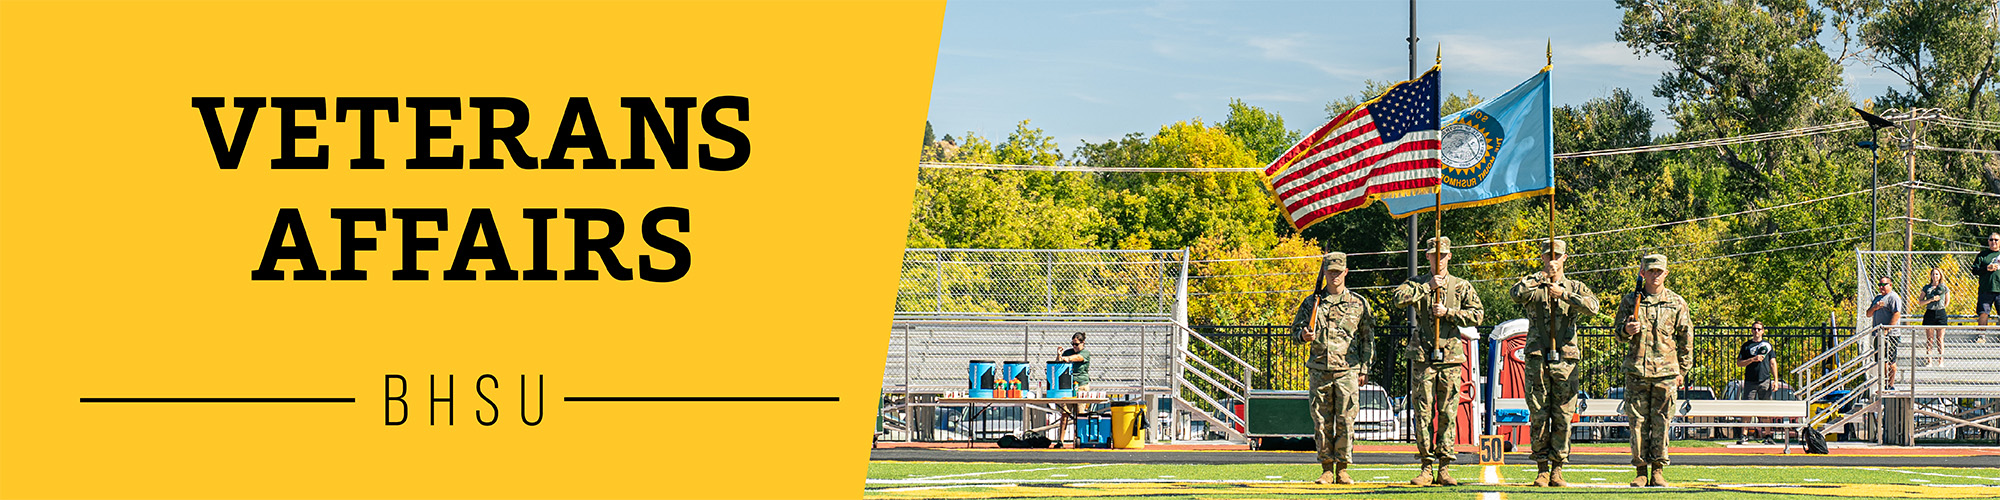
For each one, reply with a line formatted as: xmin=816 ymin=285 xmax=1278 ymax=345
xmin=1549 ymin=464 xmax=1570 ymax=487
xmin=1532 ymin=462 xmax=1550 ymax=487
xmin=1436 ymin=464 xmax=1459 ymax=486
xmin=1629 ymin=465 xmax=1649 ymax=487
xmin=1315 ymin=462 xmax=1337 ymax=485
xmin=1649 ymin=465 xmax=1669 ymax=487
xmin=1334 ymin=463 xmax=1354 ymax=485
xmin=1409 ymin=462 xmax=1435 ymax=486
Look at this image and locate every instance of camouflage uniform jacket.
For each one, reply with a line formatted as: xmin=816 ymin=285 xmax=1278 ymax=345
xmin=1394 ymin=274 xmax=1484 ymax=364
xmin=1290 ymin=290 xmax=1374 ymax=372
xmin=1510 ymin=271 xmax=1601 ymax=359
xmin=1613 ymin=288 xmax=1695 ymax=378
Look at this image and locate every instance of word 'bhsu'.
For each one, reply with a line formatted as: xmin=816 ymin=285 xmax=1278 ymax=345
xmin=386 ymin=374 xmax=544 ymax=426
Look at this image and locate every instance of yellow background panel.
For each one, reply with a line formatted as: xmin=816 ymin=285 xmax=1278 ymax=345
xmin=0 ymin=1 xmax=942 ymax=498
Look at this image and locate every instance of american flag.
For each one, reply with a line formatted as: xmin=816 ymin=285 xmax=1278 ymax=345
xmin=1263 ymin=66 xmax=1441 ymax=230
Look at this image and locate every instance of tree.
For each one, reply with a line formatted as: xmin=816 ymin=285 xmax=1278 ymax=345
xmin=1220 ymin=99 xmax=1302 ymax=165
xmin=906 ymin=121 xmax=1110 ymax=249
xmin=1827 ymin=0 xmax=2000 ymax=228
xmin=1616 ymin=0 xmax=1850 ymax=194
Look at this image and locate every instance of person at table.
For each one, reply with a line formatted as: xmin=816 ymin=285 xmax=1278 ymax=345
xmin=1056 ymin=332 xmax=1090 ymax=392
xmin=1292 ymin=252 xmax=1374 ymax=484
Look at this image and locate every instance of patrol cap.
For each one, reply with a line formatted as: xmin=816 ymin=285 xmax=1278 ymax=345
xmin=1321 ymin=252 xmax=1348 ymax=272
xmin=1542 ymin=239 xmax=1568 ymax=256
xmin=1639 ymin=254 xmax=1669 ymax=272
xmin=1426 ymin=236 xmax=1453 ymax=255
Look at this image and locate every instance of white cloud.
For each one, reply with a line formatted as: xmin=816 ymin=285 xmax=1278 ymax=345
xmin=1247 ymin=33 xmax=1396 ymax=81
xmin=1432 ymin=34 xmax=1669 ymax=78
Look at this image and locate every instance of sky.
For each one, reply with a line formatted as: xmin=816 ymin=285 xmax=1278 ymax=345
xmin=926 ymin=0 xmax=1910 ymax=151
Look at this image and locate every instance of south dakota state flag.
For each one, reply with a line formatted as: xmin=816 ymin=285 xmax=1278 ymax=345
xmin=1382 ymin=68 xmax=1552 ymax=217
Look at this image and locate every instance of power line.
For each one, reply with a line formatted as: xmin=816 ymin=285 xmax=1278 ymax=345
xmin=1908 ymin=181 xmax=2000 ymax=199
xmin=918 ymin=161 xmax=1262 ymax=173
xmin=1552 ymin=121 xmax=1871 ymax=159
xmin=1194 ymin=232 xmax=1885 ymax=295
xmin=1913 ymin=144 xmax=2000 ymax=155
xmin=1885 ymin=216 xmax=2000 ymax=229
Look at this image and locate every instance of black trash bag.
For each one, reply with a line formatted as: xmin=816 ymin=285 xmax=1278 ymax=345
xmin=1022 ymin=434 xmax=1054 ymax=449
xmin=997 ymin=432 xmax=1055 ymax=449
xmin=1802 ymin=428 xmax=1829 ymax=455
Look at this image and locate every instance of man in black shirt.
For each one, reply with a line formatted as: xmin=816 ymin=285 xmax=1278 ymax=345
xmin=1736 ymin=321 xmax=1776 ymax=443
xmin=1977 ymin=233 xmax=2000 ymax=330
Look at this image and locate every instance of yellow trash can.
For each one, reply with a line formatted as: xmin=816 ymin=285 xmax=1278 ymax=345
xmin=1110 ymin=401 xmax=1147 ymax=449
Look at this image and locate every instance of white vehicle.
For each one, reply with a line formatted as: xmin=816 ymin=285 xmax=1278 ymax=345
xmin=1354 ymin=384 xmax=1401 ymax=441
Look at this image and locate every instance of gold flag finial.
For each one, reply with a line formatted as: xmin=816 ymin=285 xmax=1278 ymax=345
xmin=1436 ymin=44 xmax=1442 ymax=65
xmin=1546 ymin=39 xmax=1552 ymax=66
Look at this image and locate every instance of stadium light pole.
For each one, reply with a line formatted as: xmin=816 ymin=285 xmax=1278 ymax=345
xmin=1853 ymin=107 xmax=1899 ymax=253
xmin=1406 ymin=0 xmax=1420 ymax=333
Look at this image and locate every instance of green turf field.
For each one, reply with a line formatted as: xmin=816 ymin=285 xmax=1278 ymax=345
xmin=867 ymin=461 xmax=2000 ymax=499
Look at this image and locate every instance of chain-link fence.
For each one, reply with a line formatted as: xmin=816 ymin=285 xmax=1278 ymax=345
xmin=1857 ymin=251 xmax=1983 ymax=330
xmin=1851 ymin=251 xmax=2000 ymax=443
xmin=882 ymin=249 xmax=1210 ymax=444
xmin=897 ymin=249 xmax=1186 ymax=319
xmin=884 ymin=320 xmax=1180 ymax=395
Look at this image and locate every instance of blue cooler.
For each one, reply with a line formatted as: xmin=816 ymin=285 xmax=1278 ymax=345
xmin=1045 ymin=361 xmax=1075 ymax=398
xmin=1075 ymin=413 xmax=1112 ymax=448
xmin=1002 ymin=361 xmax=1030 ymax=395
xmin=968 ymin=360 xmax=998 ymax=398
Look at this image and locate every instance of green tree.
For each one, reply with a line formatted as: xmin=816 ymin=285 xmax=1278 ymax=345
xmin=1220 ymin=99 xmax=1302 ymax=165
xmin=1617 ymin=0 xmax=1850 ymax=195
xmin=1827 ymin=0 xmax=2000 ymax=231
xmin=906 ymin=121 xmax=1110 ymax=249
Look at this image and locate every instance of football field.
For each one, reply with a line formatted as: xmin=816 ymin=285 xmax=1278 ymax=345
xmin=866 ymin=461 xmax=2000 ymax=499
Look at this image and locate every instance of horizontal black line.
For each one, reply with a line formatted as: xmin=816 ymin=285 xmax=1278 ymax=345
xmin=80 ymin=398 xmax=356 ymax=403
xmin=564 ymin=396 xmax=840 ymax=402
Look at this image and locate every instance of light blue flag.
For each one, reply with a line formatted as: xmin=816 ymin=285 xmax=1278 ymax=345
xmin=1381 ymin=68 xmax=1552 ymax=217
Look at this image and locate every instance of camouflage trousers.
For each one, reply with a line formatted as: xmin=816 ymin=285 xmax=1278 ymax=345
xmin=1409 ymin=362 xmax=1462 ymax=463
xmin=1624 ymin=374 xmax=1678 ymax=467
xmin=1526 ymin=355 xmax=1578 ymax=465
xmin=1308 ymin=368 xmax=1359 ymax=464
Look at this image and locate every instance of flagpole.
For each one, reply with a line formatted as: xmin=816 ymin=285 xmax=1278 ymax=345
xmin=1429 ymin=44 xmax=1447 ymax=462
xmin=1406 ymin=0 xmax=1422 ymax=349
xmin=1547 ymin=41 xmax=1559 ymax=365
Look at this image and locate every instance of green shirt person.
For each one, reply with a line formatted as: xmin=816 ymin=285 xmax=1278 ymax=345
xmin=1056 ymin=332 xmax=1090 ymax=391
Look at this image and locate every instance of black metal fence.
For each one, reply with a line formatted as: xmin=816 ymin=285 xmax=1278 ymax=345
xmin=1192 ymin=324 xmax=1849 ymax=401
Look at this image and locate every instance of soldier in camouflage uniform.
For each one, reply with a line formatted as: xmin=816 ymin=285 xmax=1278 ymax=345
xmin=1614 ymin=254 xmax=1694 ymax=488
xmin=1394 ymin=236 xmax=1483 ymax=487
xmin=1510 ymin=239 xmax=1599 ymax=487
xmin=1291 ymin=252 xmax=1375 ymax=485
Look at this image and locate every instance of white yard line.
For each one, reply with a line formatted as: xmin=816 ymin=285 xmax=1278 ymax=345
xmin=1857 ymin=467 xmax=2000 ymax=483
xmin=874 ymin=484 xmax=1018 ymax=492
xmin=912 ymin=463 xmax=1114 ymax=480
xmin=870 ymin=478 xmax=1295 ymax=485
